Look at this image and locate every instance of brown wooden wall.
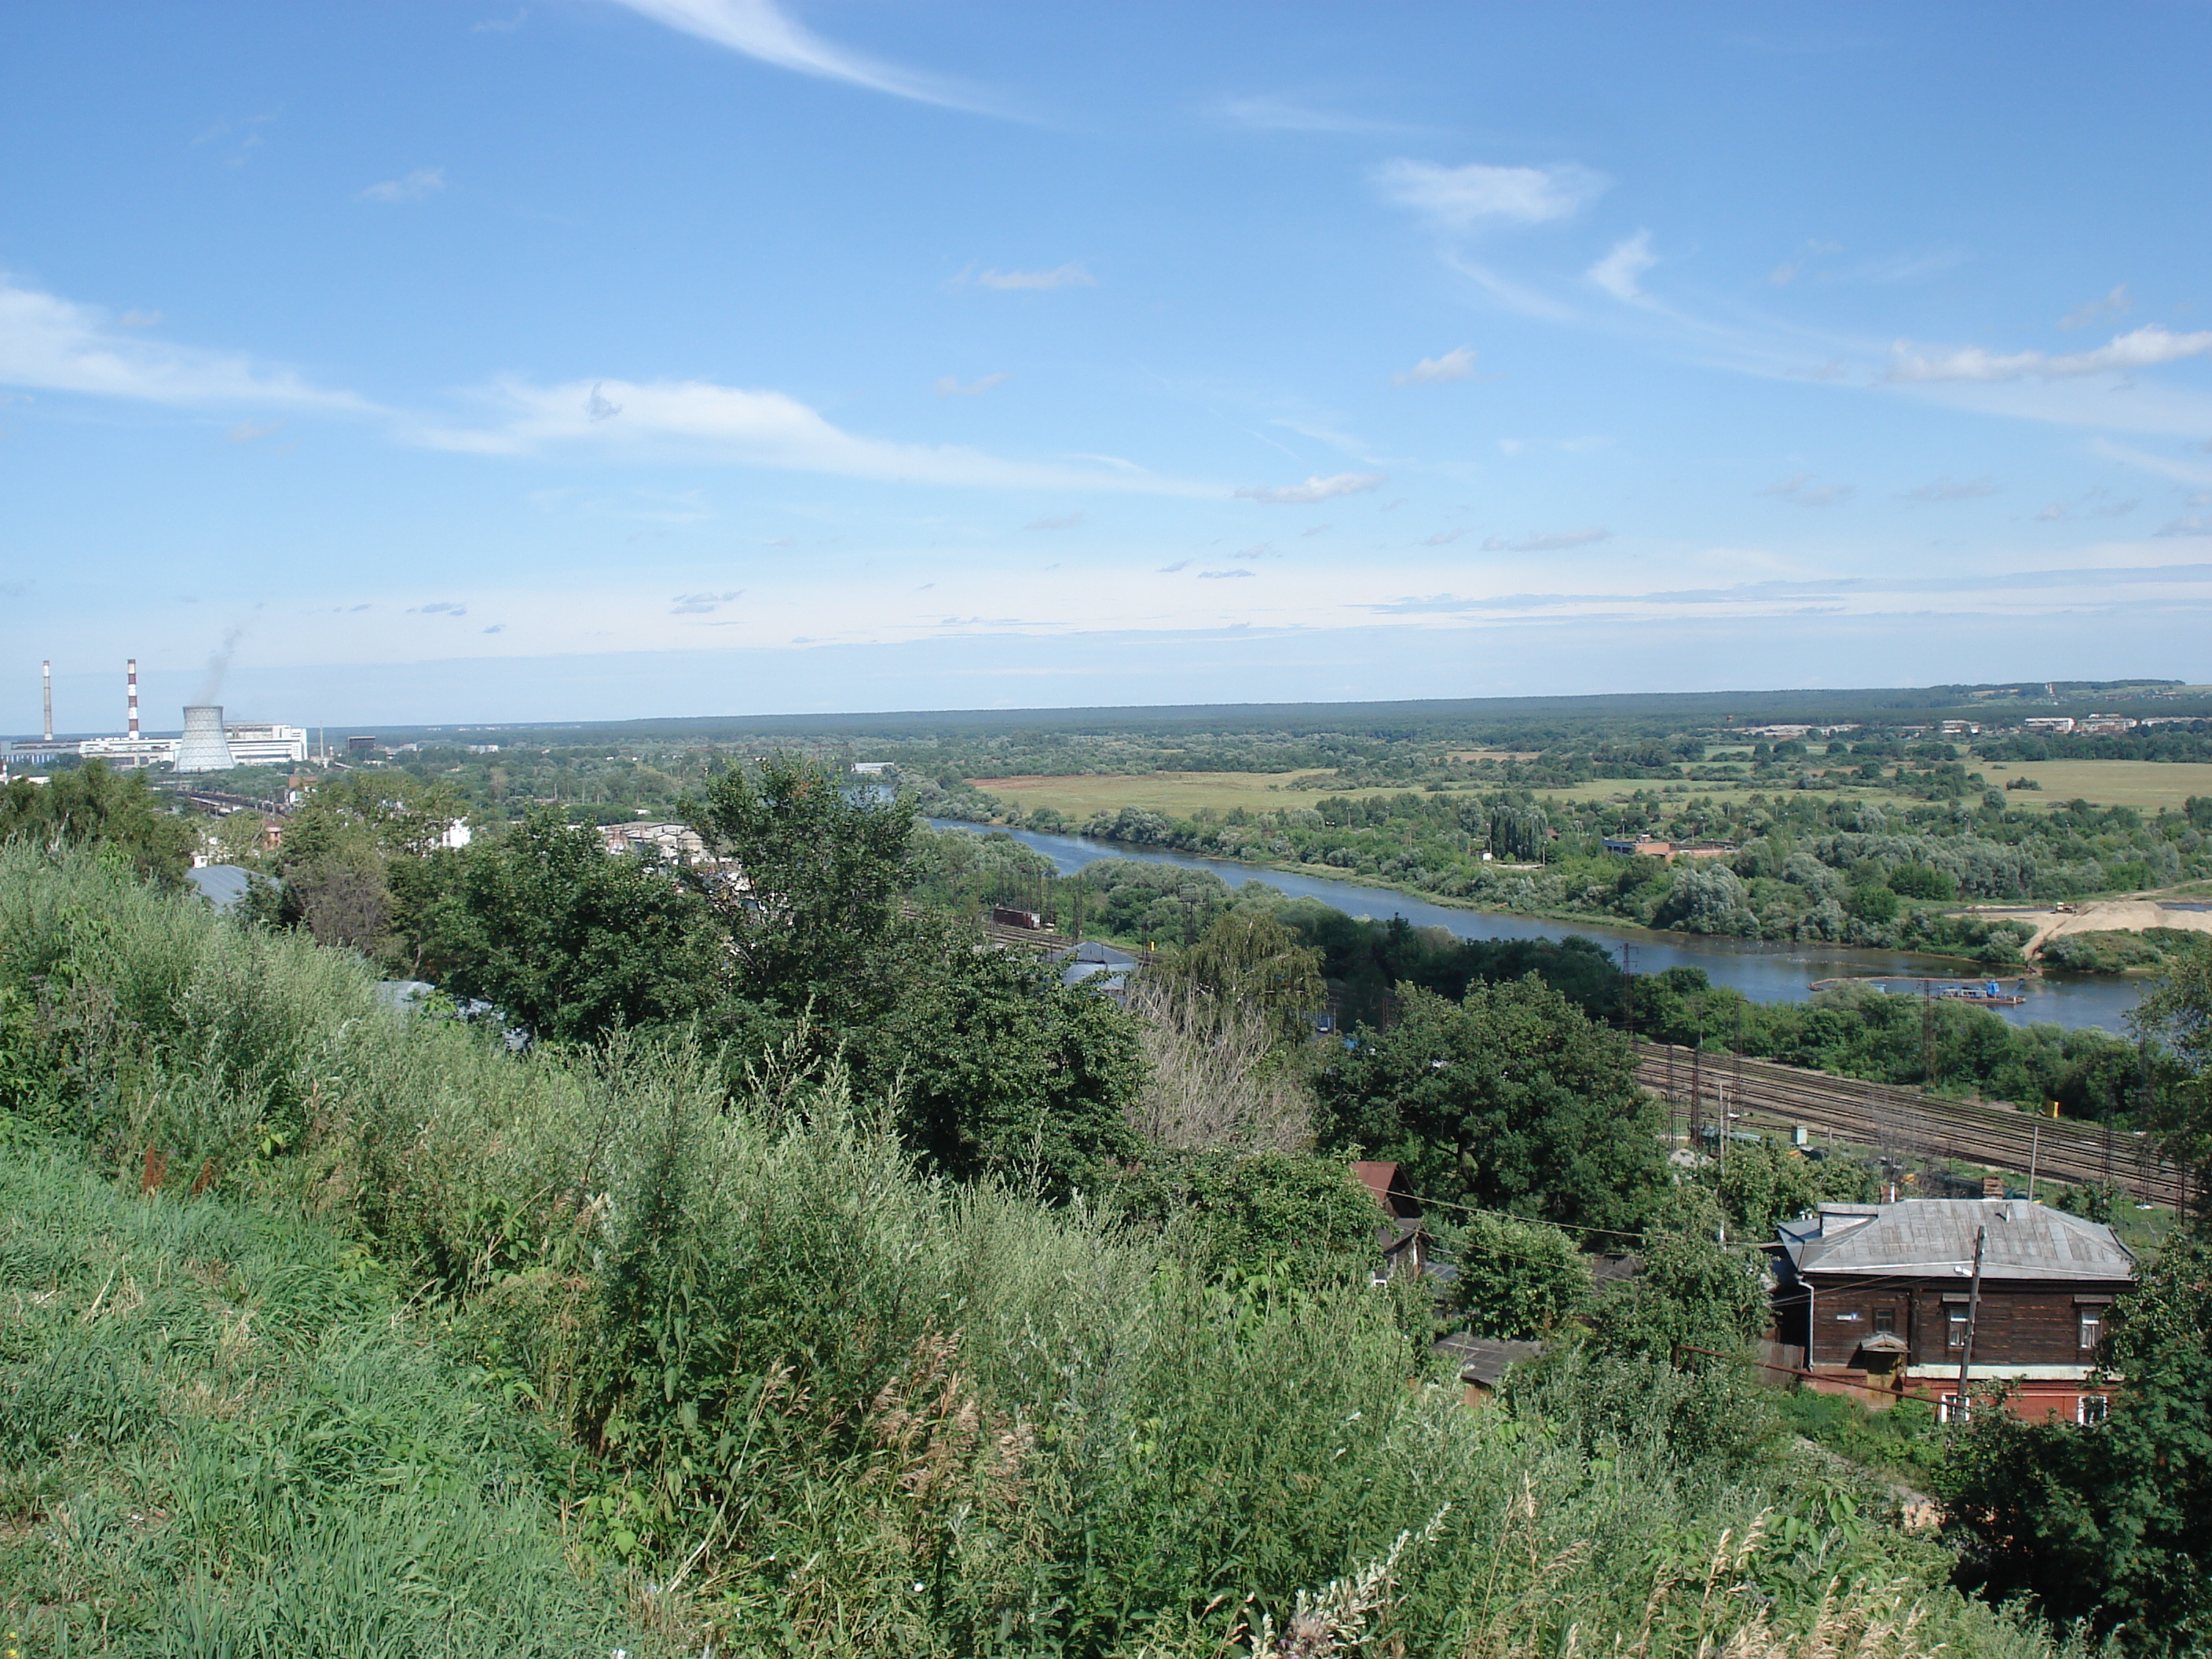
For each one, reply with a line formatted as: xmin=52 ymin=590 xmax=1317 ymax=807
xmin=1798 ymin=1276 xmax=2127 ymax=1368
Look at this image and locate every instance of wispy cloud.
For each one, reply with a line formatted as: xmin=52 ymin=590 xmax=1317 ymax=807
xmin=1888 ymin=325 xmax=2212 ymax=383
xmin=1235 ymin=471 xmax=1386 ymax=504
xmin=1481 ymin=527 xmax=1610 ymax=551
xmin=1199 ymin=568 xmax=1254 ymax=580
xmin=118 ymin=309 xmax=163 ymax=328
xmin=1901 ymin=476 xmax=1998 ymax=501
xmin=1757 ymin=474 xmax=1853 ymax=507
xmin=1157 ymin=559 xmax=1190 ymax=573
xmin=669 ymin=589 xmax=742 ymax=614
xmin=1025 ymin=512 xmax=1082 ymax=530
xmin=1587 ymin=230 xmax=1655 ymax=301
xmin=2088 ymin=438 xmax=2212 ymax=489
xmin=2060 ymin=285 xmax=2130 ymax=330
xmin=225 ymin=419 xmax=284 ymax=443
xmin=974 ymin=263 xmax=1095 ymax=291
xmin=599 ymin=0 xmax=974 ymax=109
xmin=1423 ymin=529 xmax=1465 ymax=545
xmin=936 ymin=371 xmax=1009 ymax=397
xmin=358 ymin=167 xmax=445 ymax=204
xmin=0 ymin=275 xmax=371 ymax=411
xmin=474 ymin=8 xmax=529 ymax=31
xmin=1769 ymin=240 xmax=1841 ymax=286
xmin=2155 ymin=515 xmax=2211 ymax=538
xmin=410 ymin=375 xmax=1210 ymax=493
xmin=1392 ymin=346 xmax=1476 ymax=386
xmin=1372 ymin=159 xmax=1608 ymax=232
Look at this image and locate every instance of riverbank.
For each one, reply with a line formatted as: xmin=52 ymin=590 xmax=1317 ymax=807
xmin=930 ymin=819 xmax=2150 ymax=1034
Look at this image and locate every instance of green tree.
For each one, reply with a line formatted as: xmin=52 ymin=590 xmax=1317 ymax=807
xmin=416 ymin=807 xmax=730 ymax=1042
xmin=869 ymin=918 xmax=1143 ymax=1196
xmin=0 ymin=761 xmax=192 ymax=884
xmin=1443 ymin=1211 xmax=1591 ymax=1339
xmin=684 ymin=753 xmax=917 ymax=1014
xmin=2134 ymin=936 xmax=2212 ymax=1205
xmin=1317 ymin=978 xmax=1666 ymax=1238
xmin=1941 ymin=1231 xmax=2212 ymax=1651
xmin=1113 ymin=1150 xmax=1385 ymax=1285
xmin=1152 ymin=910 xmax=1324 ymax=1035
xmin=1588 ymin=1230 xmax=1767 ymax=1361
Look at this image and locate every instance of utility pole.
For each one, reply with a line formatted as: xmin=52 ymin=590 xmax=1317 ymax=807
xmin=2027 ymin=1126 xmax=2041 ymax=1205
xmin=1955 ymin=1222 xmax=1987 ymax=1421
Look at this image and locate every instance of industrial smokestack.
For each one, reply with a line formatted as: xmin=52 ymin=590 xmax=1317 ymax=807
xmin=126 ymin=659 xmax=140 ymax=739
xmin=174 ymin=705 xmax=236 ymax=773
xmin=42 ymin=661 xmax=53 ymax=742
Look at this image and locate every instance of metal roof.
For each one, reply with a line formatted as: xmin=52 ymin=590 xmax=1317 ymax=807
xmin=1778 ymin=1199 xmax=2134 ymax=1283
xmin=1431 ymin=1334 xmax=1545 ymax=1388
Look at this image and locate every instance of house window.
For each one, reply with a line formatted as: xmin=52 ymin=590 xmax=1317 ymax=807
xmin=1873 ymin=1309 xmax=1895 ymax=1335
xmin=1946 ymin=1308 xmax=1970 ymax=1351
xmin=2077 ymin=1395 xmax=2109 ymax=1426
xmin=1939 ymin=1394 xmax=1969 ymax=1423
xmin=1833 ymin=1310 xmax=1862 ymax=1322
xmin=2078 ymin=1311 xmax=2103 ymax=1352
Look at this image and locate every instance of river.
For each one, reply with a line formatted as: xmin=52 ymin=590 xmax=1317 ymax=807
xmin=929 ymin=820 xmax=2146 ymax=1035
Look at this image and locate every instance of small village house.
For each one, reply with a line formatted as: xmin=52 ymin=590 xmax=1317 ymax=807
xmin=1772 ymin=1198 xmax=2134 ymax=1422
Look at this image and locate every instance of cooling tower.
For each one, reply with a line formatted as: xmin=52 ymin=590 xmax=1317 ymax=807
xmin=174 ymin=705 xmax=236 ymax=772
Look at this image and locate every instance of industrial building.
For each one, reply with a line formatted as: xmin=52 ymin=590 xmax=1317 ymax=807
xmin=9 ymin=660 xmax=309 ymax=775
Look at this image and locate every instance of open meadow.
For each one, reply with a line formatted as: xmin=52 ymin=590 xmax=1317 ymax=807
xmin=970 ymin=769 xmax=1400 ymax=816
xmin=1970 ymin=757 xmax=2212 ymax=812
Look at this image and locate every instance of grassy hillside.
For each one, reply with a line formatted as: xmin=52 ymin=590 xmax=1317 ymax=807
xmin=0 ymin=845 xmax=2075 ymax=1656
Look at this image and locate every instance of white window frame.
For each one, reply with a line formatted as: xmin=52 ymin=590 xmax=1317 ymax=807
xmin=1939 ymin=1393 xmax=1969 ymax=1423
xmin=2077 ymin=1394 xmax=2109 ymax=1426
xmin=2078 ymin=1312 xmax=2103 ymax=1352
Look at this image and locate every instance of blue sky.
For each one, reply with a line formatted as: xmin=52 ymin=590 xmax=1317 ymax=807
xmin=5 ymin=1 xmax=2211 ymax=731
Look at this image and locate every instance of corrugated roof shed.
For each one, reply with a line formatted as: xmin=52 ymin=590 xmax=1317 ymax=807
xmin=1778 ymin=1199 xmax=2133 ymax=1283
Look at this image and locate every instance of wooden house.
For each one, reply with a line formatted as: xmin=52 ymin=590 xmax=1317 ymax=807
xmin=1772 ymin=1199 xmax=2134 ymax=1422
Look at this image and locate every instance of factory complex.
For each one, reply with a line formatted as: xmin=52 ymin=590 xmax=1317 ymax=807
xmin=4 ymin=659 xmax=309 ymax=777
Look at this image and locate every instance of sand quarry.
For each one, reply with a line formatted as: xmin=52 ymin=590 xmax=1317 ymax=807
xmin=1967 ymin=899 xmax=2212 ymax=958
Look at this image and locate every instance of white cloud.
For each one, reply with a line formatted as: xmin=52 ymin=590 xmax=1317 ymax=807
xmin=1423 ymin=529 xmax=1464 ymax=545
xmin=473 ymin=8 xmax=529 ymax=31
xmin=1236 ymin=471 xmax=1387 ymax=504
xmin=1901 ymin=476 xmax=1998 ymax=502
xmin=2060 ymin=285 xmax=2130 ymax=330
xmin=1481 ymin=527 xmax=1610 ymax=552
xmin=225 ymin=419 xmax=284 ymax=443
xmin=118 ymin=309 xmax=163 ymax=328
xmin=0 ymin=275 xmax=370 ymax=411
xmin=1587 ymin=230 xmax=1655 ymax=301
xmin=1199 ymin=568 xmax=1254 ymax=580
xmin=1392 ymin=346 xmax=1476 ymax=386
xmin=2155 ymin=515 xmax=2211 ymax=538
xmin=936 ymin=372 xmax=1009 ymax=397
xmin=410 ymin=375 xmax=1210 ymax=493
xmin=1372 ymin=159 xmax=1607 ymax=232
xmin=2086 ymin=438 xmax=2212 ymax=488
xmin=599 ymin=0 xmax=969 ymax=108
xmin=358 ymin=167 xmax=445 ymax=204
xmin=975 ymin=264 xmax=1095 ymax=291
xmin=1888 ymin=324 xmax=2212 ymax=383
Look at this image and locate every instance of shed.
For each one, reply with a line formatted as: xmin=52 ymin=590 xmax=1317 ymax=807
xmin=1431 ymin=1334 xmax=1546 ymax=1404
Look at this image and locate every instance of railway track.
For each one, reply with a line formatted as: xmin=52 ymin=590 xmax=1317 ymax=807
xmin=1633 ymin=1042 xmax=2188 ymax=1209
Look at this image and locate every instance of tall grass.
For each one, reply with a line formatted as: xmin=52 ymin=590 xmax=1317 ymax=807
xmin=0 ymin=844 xmax=2076 ymax=1657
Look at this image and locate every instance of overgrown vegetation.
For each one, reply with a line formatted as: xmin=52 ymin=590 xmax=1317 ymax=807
xmin=0 ymin=815 xmax=2100 ymax=1655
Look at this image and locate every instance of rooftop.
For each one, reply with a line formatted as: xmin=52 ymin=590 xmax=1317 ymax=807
xmin=1777 ymin=1199 xmax=2134 ymax=1284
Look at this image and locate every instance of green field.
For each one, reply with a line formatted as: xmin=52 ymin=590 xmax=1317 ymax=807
xmin=1971 ymin=757 xmax=2212 ymax=812
xmin=971 ymin=758 xmax=2212 ymax=825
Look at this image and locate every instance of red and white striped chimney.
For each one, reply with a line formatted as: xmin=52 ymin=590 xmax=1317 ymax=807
xmin=126 ymin=658 xmax=140 ymax=738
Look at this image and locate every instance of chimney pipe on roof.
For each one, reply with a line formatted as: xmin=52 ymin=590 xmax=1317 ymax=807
xmin=42 ymin=661 xmax=53 ymax=742
xmin=126 ymin=659 xmax=139 ymax=739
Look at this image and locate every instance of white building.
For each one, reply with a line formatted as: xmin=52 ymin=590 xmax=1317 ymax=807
xmin=79 ymin=736 xmax=178 ymax=769
xmin=223 ymin=723 xmax=309 ymax=765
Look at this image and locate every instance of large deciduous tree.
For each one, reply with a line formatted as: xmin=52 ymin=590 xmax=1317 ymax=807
xmin=1317 ymin=977 xmax=1665 ymax=1239
xmin=683 ymin=753 xmax=917 ymax=1016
